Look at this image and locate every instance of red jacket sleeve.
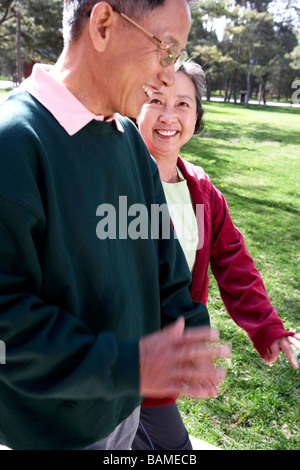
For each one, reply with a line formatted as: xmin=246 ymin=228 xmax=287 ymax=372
xmin=209 ymin=185 xmax=293 ymax=357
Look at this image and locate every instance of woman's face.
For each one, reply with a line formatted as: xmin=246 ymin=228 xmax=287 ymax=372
xmin=137 ymin=71 xmax=198 ymax=159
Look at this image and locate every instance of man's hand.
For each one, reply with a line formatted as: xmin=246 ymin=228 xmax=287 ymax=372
xmin=139 ymin=317 xmax=231 ymax=399
xmin=264 ymin=334 xmax=300 ymax=369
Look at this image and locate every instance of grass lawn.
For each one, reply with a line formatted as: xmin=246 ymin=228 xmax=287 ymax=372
xmin=178 ymin=101 xmax=300 ymax=450
xmin=0 ymin=89 xmax=12 ymax=98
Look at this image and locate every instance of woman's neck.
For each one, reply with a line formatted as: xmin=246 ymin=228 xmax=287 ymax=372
xmin=153 ymin=153 xmax=179 ymax=183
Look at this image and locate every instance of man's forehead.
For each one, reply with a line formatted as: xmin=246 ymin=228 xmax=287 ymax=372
xmin=144 ymin=0 xmax=191 ymax=43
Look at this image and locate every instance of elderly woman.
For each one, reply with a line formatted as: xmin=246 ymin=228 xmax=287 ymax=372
xmin=132 ymin=61 xmax=300 ymax=450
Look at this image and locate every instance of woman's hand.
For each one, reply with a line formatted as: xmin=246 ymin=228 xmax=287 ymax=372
xmin=264 ymin=334 xmax=300 ymax=369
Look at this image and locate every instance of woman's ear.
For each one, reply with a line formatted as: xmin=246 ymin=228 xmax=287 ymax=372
xmin=89 ymin=2 xmax=115 ymax=52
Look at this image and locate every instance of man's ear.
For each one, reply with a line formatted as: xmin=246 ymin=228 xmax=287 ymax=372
xmin=89 ymin=2 xmax=115 ymax=52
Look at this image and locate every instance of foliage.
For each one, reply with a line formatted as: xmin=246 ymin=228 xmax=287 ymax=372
xmin=287 ymin=43 xmax=300 ymax=72
xmin=178 ymin=101 xmax=300 ymax=450
xmin=188 ymin=0 xmax=300 ymax=103
xmin=0 ymin=0 xmax=299 ymax=98
xmin=0 ymin=0 xmax=63 ymax=78
xmin=0 ymin=1 xmax=14 ymax=26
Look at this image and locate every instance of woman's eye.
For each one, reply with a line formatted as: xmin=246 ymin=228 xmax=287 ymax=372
xmin=178 ymin=101 xmax=189 ymax=107
xmin=150 ymin=99 xmax=162 ymax=105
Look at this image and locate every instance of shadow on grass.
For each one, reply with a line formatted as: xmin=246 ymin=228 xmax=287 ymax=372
xmin=181 ymin=138 xmax=254 ymax=182
xmin=199 ymin=122 xmax=300 ymax=144
xmin=200 ymin=102 xmax=300 ymax=144
xmin=203 ymin=101 xmax=300 ymax=116
xmin=182 ymin=124 xmax=299 ymax=188
xmin=221 ymin=187 xmax=300 ymax=216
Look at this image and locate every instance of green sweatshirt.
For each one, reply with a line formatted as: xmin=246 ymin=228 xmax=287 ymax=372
xmin=0 ymin=90 xmax=209 ymax=449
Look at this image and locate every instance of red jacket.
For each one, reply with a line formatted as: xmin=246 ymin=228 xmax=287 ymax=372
xmin=142 ymin=157 xmax=293 ymax=407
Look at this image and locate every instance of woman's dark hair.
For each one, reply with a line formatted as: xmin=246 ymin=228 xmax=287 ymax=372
xmin=178 ymin=60 xmax=206 ymax=134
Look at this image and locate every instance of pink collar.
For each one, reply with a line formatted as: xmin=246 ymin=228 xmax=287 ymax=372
xmin=21 ymin=64 xmax=124 ymax=135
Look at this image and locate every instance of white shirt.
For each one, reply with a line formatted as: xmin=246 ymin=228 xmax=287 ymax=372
xmin=162 ymin=168 xmax=199 ymax=273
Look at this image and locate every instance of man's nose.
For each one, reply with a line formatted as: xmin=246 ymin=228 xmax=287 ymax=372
xmin=158 ymin=64 xmax=175 ymax=87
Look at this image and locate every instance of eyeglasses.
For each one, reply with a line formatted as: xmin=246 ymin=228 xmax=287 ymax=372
xmin=111 ymin=6 xmax=187 ymax=71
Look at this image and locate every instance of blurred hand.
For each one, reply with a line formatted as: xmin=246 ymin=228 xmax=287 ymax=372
xmin=264 ymin=334 xmax=300 ymax=369
xmin=139 ymin=317 xmax=231 ymax=399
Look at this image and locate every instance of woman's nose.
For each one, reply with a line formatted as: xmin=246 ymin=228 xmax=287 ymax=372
xmin=158 ymin=105 xmax=177 ymax=124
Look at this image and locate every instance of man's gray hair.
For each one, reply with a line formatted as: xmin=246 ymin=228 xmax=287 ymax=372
xmin=63 ymin=0 xmax=191 ymax=43
xmin=178 ymin=60 xmax=206 ymax=134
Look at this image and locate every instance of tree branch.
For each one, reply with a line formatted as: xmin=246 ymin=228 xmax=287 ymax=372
xmin=0 ymin=0 xmax=14 ymax=26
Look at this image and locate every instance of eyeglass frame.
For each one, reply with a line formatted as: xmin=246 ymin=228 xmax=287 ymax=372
xmin=87 ymin=5 xmax=187 ymax=71
xmin=112 ymin=6 xmax=187 ymax=71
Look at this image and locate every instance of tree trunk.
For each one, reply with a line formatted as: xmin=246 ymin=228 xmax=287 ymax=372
xmin=206 ymin=76 xmax=211 ymax=101
xmin=224 ymin=77 xmax=230 ymax=102
xmin=258 ymin=82 xmax=263 ymax=104
xmin=232 ymin=45 xmax=241 ymax=104
xmin=246 ymin=47 xmax=256 ymax=108
xmin=15 ymin=8 xmax=22 ymax=85
xmin=246 ymin=69 xmax=251 ymax=107
xmin=277 ymin=80 xmax=281 ymax=102
xmin=232 ymin=68 xmax=238 ymax=103
xmin=262 ymin=74 xmax=267 ymax=105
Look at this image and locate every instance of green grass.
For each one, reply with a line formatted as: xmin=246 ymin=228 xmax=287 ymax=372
xmin=178 ymin=102 xmax=300 ymax=450
xmin=0 ymin=89 xmax=12 ymax=98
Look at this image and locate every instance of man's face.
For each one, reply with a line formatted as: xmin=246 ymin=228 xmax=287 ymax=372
xmin=107 ymin=0 xmax=191 ymax=118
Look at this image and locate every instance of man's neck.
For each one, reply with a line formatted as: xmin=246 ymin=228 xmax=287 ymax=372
xmin=50 ymin=45 xmax=113 ymax=117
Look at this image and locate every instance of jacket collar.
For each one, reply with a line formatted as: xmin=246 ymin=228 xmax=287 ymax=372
xmin=21 ymin=64 xmax=124 ymax=136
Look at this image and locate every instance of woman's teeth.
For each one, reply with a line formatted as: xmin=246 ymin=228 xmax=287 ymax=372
xmin=156 ymin=130 xmax=178 ymax=136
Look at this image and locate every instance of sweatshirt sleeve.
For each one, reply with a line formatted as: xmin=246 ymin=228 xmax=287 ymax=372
xmin=0 ymin=194 xmax=139 ymax=400
xmin=209 ymin=186 xmax=293 ymax=357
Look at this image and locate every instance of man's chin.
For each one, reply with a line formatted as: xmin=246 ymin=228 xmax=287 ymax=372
xmin=119 ymin=91 xmax=149 ymax=120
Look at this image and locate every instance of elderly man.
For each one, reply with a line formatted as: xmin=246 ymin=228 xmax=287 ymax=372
xmin=0 ymin=1 xmax=229 ymax=450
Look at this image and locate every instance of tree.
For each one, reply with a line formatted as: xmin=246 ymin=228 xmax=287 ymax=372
xmin=187 ymin=0 xmax=231 ymax=100
xmin=267 ymin=23 xmax=298 ymax=101
xmin=234 ymin=0 xmax=273 ymax=13
xmin=187 ymin=0 xmax=299 ymax=105
xmin=287 ymin=43 xmax=300 ymax=72
xmin=192 ymin=44 xmax=226 ymax=100
xmin=220 ymin=2 xmax=277 ymax=106
xmin=0 ymin=0 xmax=14 ymax=25
xmin=0 ymin=0 xmax=62 ymax=79
xmin=15 ymin=2 xmax=21 ymax=84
